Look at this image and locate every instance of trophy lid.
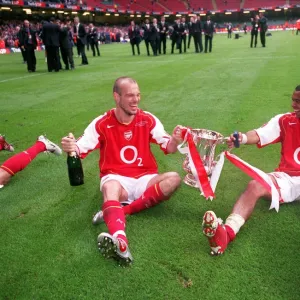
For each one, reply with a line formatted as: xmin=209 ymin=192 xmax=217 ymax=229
xmin=191 ymin=129 xmax=223 ymax=140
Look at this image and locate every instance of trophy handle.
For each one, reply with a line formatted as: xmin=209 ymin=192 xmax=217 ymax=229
xmin=217 ymin=133 xmax=240 ymax=149
xmin=217 ymin=136 xmax=229 ymax=144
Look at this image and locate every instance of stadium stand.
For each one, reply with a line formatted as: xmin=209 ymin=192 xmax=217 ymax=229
xmin=84 ymin=0 xmax=115 ymax=9
xmin=111 ymin=0 xmax=187 ymax=12
xmin=113 ymin=0 xmax=150 ymax=11
xmin=162 ymin=0 xmax=187 ymax=11
xmin=182 ymin=0 xmax=214 ymax=11
xmin=290 ymin=0 xmax=300 ymax=5
xmin=243 ymin=0 xmax=287 ymax=8
xmin=69 ymin=0 xmax=291 ymax=11
xmin=215 ymin=0 xmax=242 ymax=10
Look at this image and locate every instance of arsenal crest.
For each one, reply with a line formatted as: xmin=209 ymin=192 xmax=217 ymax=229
xmin=124 ymin=130 xmax=133 ymax=141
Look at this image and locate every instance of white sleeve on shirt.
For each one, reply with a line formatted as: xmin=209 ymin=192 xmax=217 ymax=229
xmin=76 ymin=115 xmax=103 ymax=158
xmin=255 ymin=114 xmax=285 ymax=147
xmin=145 ymin=111 xmax=171 ymax=152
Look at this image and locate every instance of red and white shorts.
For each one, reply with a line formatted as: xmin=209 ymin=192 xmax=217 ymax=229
xmin=100 ymin=174 xmax=158 ymax=204
xmin=270 ymin=172 xmax=300 ymax=203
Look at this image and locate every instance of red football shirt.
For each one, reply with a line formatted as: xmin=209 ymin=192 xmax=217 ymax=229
xmin=76 ymin=109 xmax=171 ymax=178
xmin=255 ymin=112 xmax=300 ymax=176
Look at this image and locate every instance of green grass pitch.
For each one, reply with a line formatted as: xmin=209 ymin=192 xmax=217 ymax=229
xmin=1 ymin=31 xmax=300 ymax=300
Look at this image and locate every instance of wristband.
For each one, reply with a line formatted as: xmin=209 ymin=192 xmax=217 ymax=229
xmin=241 ymin=133 xmax=248 ymax=144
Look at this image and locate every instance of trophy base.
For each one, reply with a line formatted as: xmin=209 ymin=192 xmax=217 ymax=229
xmin=183 ymin=174 xmax=200 ymax=188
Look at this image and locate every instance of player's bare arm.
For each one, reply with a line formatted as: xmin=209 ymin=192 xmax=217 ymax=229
xmin=227 ymin=130 xmax=260 ymax=148
xmin=167 ymin=125 xmax=184 ymax=153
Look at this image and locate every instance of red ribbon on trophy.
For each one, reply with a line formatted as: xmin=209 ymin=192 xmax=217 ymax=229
xmin=224 ymin=151 xmax=281 ymax=211
xmin=178 ymin=128 xmax=215 ymax=199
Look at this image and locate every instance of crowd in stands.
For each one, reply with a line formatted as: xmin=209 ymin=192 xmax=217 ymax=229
xmin=0 ymin=20 xmax=128 ymax=49
xmin=48 ymin=0 xmax=82 ymax=5
xmin=30 ymin=0 xmax=290 ymax=11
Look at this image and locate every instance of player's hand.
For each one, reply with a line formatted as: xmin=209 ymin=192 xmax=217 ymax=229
xmin=61 ymin=132 xmax=77 ymax=153
xmin=172 ymin=125 xmax=185 ymax=145
xmin=227 ymin=131 xmax=242 ymax=148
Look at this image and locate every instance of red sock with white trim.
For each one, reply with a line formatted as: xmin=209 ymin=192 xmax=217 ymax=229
xmin=224 ymin=225 xmax=236 ymax=242
xmin=225 ymin=213 xmax=245 ymax=238
xmin=102 ymin=200 xmax=128 ymax=244
xmin=0 ymin=141 xmax=46 ymax=175
xmin=123 ymin=183 xmax=169 ymax=215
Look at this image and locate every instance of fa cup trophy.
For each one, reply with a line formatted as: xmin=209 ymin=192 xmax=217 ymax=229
xmin=178 ymin=128 xmax=229 ymax=199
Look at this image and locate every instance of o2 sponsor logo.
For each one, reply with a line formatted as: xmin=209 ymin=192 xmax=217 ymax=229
xmin=293 ymin=147 xmax=300 ymax=165
xmin=120 ymin=146 xmax=143 ymax=166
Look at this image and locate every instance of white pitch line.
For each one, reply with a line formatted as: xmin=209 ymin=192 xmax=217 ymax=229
xmin=0 ymin=72 xmax=46 ymax=84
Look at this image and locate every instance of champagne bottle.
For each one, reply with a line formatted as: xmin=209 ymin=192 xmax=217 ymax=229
xmin=67 ymin=133 xmax=84 ymax=186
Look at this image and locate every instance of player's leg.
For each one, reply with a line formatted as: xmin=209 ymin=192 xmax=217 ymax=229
xmin=250 ymin=33 xmax=254 ymax=47
xmin=122 ymin=172 xmax=181 ymax=216
xmin=0 ymin=135 xmax=14 ymax=152
xmin=93 ymin=172 xmax=181 ymax=219
xmin=203 ymin=179 xmax=271 ymax=255
xmin=204 ymin=35 xmax=208 ymax=53
xmin=0 ymin=135 xmax=14 ymax=187
xmin=0 ymin=168 xmax=12 ymax=188
xmin=97 ymin=178 xmax=133 ymax=265
xmin=0 ymin=135 xmax=61 ymax=188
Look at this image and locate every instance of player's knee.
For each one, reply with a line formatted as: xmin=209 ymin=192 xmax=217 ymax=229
xmin=167 ymin=172 xmax=181 ymax=189
xmin=247 ymin=180 xmax=267 ymax=197
xmin=102 ymin=180 xmax=123 ymax=196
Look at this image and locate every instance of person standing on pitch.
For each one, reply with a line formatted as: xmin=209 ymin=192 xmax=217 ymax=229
xmin=202 ymin=85 xmax=300 ymax=256
xmin=258 ymin=12 xmax=268 ymax=47
xmin=59 ymin=20 xmax=75 ymax=70
xmin=203 ymin=16 xmax=214 ymax=53
xmin=19 ymin=20 xmax=37 ymax=73
xmin=42 ymin=17 xmax=61 ymax=72
xmin=0 ymin=136 xmax=61 ymax=189
xmin=158 ymin=16 xmax=168 ymax=55
xmin=88 ymin=23 xmax=100 ymax=57
xmin=142 ymin=19 xmax=151 ymax=56
xmin=16 ymin=26 xmax=27 ymax=64
xmin=73 ymin=17 xmax=88 ymax=65
xmin=192 ymin=15 xmax=203 ymax=53
xmin=250 ymin=15 xmax=259 ymax=48
xmin=170 ymin=19 xmax=181 ymax=54
xmin=227 ymin=22 xmax=232 ymax=39
xmin=187 ymin=16 xmax=193 ymax=49
xmin=296 ymin=19 xmax=300 ymax=35
xmin=61 ymin=77 xmax=183 ymax=266
xmin=149 ymin=18 xmax=160 ymax=56
xmin=180 ymin=17 xmax=188 ymax=53
xmin=128 ymin=20 xmax=141 ymax=56
xmin=243 ymin=22 xmax=247 ymax=34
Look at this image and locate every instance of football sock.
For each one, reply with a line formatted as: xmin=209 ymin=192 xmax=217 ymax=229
xmin=102 ymin=200 xmax=127 ymax=243
xmin=225 ymin=213 xmax=245 ymax=235
xmin=123 ymin=183 xmax=169 ymax=215
xmin=0 ymin=141 xmax=46 ymax=175
xmin=0 ymin=144 xmax=3 ymax=151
